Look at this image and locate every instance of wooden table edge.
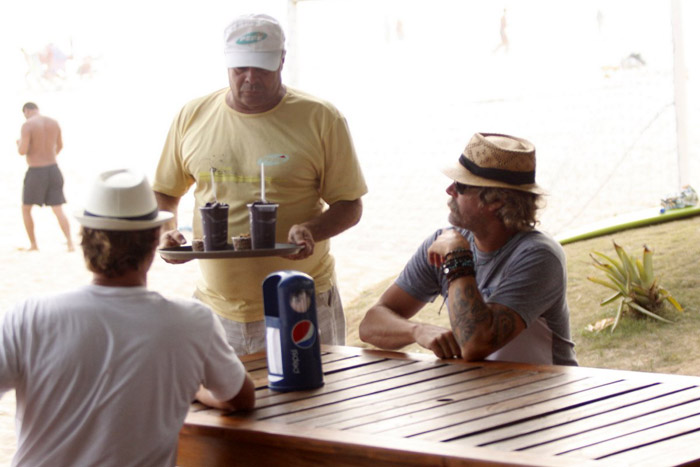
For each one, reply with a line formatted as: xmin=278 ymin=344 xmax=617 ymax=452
xmin=180 ymin=410 xmax=597 ymax=467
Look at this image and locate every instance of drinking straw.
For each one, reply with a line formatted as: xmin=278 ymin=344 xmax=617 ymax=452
xmin=211 ymin=168 xmax=218 ymax=203
xmin=260 ymin=164 xmax=266 ymax=202
xmin=258 ymin=154 xmax=289 ymax=202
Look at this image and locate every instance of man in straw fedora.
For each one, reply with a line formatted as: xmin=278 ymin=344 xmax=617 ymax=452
xmin=360 ymin=133 xmax=577 ymax=366
xmin=0 ymin=169 xmax=255 ymax=466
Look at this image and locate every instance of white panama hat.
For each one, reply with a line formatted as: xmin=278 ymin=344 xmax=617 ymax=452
xmin=74 ymin=169 xmax=173 ymax=231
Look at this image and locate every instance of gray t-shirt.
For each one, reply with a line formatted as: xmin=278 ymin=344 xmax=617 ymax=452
xmin=396 ymin=227 xmax=578 ymax=366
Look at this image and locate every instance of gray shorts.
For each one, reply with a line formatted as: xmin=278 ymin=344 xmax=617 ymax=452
xmin=23 ymin=165 xmax=66 ymax=206
xmin=217 ymin=285 xmax=346 ymax=356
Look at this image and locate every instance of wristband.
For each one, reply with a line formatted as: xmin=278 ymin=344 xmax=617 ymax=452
xmin=442 ymin=256 xmax=475 ymax=276
xmin=442 ymin=256 xmax=475 ymax=284
xmin=446 ymin=267 xmax=475 ymax=284
xmin=445 ymin=248 xmax=473 ymax=261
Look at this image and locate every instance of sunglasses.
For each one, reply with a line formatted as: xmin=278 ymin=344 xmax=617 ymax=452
xmin=453 ymin=181 xmax=477 ymax=195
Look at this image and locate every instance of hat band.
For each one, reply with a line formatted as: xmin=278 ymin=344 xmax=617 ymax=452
xmin=83 ymin=208 xmax=159 ymax=221
xmin=459 ymin=155 xmax=535 ymax=185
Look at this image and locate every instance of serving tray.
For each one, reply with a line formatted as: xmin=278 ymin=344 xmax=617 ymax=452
xmin=158 ymin=243 xmax=302 ymax=260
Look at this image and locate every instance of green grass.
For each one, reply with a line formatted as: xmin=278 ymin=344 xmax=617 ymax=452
xmin=344 ymin=215 xmax=700 ymax=376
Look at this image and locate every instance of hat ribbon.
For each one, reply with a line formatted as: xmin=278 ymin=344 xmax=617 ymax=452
xmin=459 ymin=155 xmax=535 ymax=186
xmin=83 ymin=208 xmax=159 ymax=221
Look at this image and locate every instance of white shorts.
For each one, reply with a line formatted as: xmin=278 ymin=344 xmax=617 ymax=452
xmin=217 ymin=285 xmax=346 ymax=356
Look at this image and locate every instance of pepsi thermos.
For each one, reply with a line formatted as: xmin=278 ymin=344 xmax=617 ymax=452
xmin=263 ymin=271 xmax=324 ymax=391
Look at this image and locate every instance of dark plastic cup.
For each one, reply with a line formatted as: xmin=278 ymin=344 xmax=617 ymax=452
xmin=248 ymin=202 xmax=278 ymax=249
xmin=200 ymin=203 xmax=229 ymax=251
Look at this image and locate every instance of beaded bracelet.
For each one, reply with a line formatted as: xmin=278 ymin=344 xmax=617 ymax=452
xmin=442 ymin=256 xmax=475 ymax=283
xmin=442 ymin=256 xmax=475 ymax=275
xmin=445 ymin=267 xmax=475 ymax=283
xmin=445 ymin=248 xmax=473 ymax=261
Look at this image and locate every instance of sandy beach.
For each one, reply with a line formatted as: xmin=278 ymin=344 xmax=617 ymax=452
xmin=1 ymin=1 xmax=698 ymax=463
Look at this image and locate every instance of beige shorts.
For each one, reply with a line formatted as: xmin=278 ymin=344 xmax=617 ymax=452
xmin=217 ymin=285 xmax=346 ymax=356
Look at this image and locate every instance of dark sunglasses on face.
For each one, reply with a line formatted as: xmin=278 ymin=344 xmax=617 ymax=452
xmin=453 ymin=181 xmax=475 ymax=195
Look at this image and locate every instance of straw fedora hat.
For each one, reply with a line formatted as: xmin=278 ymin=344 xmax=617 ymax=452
xmin=441 ymin=133 xmax=544 ymax=194
xmin=74 ymin=169 xmax=174 ymax=231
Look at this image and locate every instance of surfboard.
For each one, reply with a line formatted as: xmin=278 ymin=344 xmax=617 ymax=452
xmin=555 ymin=205 xmax=700 ymax=245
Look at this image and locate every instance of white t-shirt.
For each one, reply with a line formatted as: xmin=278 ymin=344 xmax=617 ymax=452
xmin=0 ymin=284 xmax=247 ymax=467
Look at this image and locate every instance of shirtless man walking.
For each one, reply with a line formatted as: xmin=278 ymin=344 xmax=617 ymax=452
xmin=16 ymin=102 xmax=74 ymax=251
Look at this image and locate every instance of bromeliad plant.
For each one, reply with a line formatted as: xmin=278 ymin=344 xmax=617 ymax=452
xmin=587 ymin=241 xmax=683 ymax=333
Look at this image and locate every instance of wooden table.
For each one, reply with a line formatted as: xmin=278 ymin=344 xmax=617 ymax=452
xmin=178 ymin=345 xmax=700 ymax=466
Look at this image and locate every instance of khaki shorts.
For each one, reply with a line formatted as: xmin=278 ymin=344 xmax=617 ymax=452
xmin=217 ymin=285 xmax=346 ymax=356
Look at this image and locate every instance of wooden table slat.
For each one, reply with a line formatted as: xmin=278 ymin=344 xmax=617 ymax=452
xmin=253 ymin=359 xmax=440 ymax=406
xmin=324 ymin=370 xmax=555 ymax=431
xmin=284 ymin=367 xmax=512 ymax=427
xmin=320 ymin=354 xmax=389 ymax=373
xmin=345 ymin=372 xmax=574 ymax=435
xmin=250 ymin=353 xmax=394 ymax=395
xmin=243 ymin=350 xmax=374 ymax=373
xmin=241 ymin=355 xmax=268 ymax=372
xmin=566 ymin=412 xmax=700 ymax=462
xmin=523 ymin=398 xmax=700 ymax=457
xmin=460 ymin=381 xmax=698 ymax=448
xmin=424 ymin=378 xmax=654 ymax=443
xmin=319 ymin=351 xmax=380 ymax=366
xmin=253 ymin=358 xmax=418 ymax=403
xmin=252 ymin=364 xmax=474 ymax=419
xmin=602 ymin=425 xmax=700 ymax=467
xmin=374 ymin=374 xmax=613 ymax=438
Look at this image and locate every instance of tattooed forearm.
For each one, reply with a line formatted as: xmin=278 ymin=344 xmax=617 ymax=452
xmin=449 ymin=280 xmax=487 ymax=343
xmin=489 ymin=305 xmax=518 ymax=347
xmin=448 ymin=278 xmax=520 ymax=358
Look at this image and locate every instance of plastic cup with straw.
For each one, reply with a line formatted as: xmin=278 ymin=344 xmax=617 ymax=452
xmin=211 ymin=167 xmax=218 ymax=202
xmin=248 ymin=154 xmax=287 ymax=248
xmin=200 ymin=167 xmax=229 ymax=250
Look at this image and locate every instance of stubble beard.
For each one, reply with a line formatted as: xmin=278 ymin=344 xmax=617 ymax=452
xmin=447 ymin=199 xmax=465 ymax=228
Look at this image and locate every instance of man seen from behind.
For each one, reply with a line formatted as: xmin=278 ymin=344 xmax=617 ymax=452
xmin=0 ymin=169 xmax=255 ymax=466
xmin=16 ymin=102 xmax=74 ymax=251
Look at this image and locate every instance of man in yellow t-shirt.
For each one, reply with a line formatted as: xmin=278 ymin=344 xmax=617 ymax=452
xmin=154 ymin=14 xmax=367 ymax=355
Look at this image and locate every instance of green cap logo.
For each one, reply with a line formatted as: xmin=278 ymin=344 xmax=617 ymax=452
xmin=237 ymin=32 xmax=268 ymax=45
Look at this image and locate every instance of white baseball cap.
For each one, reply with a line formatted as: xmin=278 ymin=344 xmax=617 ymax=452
xmin=224 ymin=14 xmax=285 ymax=71
xmin=74 ymin=169 xmax=174 ymax=231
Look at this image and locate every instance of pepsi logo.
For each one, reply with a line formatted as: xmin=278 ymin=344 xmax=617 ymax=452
xmin=291 ymin=320 xmax=316 ymax=349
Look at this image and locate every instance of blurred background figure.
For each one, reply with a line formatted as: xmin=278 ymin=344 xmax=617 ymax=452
xmin=492 ymin=8 xmax=509 ymax=54
xmin=16 ymin=102 xmax=74 ymax=252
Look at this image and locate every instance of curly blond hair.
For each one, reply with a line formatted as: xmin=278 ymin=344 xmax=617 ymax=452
xmin=477 ymin=187 xmax=543 ymax=232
